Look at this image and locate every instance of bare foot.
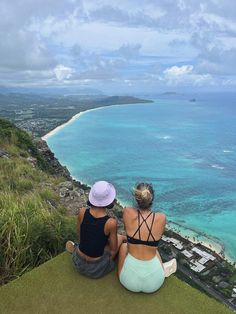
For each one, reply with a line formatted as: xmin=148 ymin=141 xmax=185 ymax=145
xmin=66 ymin=241 xmax=75 ymax=253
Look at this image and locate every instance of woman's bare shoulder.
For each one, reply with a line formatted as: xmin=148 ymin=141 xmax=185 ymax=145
xmin=124 ymin=207 xmax=137 ymax=215
xmin=78 ymin=207 xmax=86 ymax=220
xmin=106 ymin=217 xmax=117 ymax=228
xmin=155 ymin=212 xmax=166 ymax=222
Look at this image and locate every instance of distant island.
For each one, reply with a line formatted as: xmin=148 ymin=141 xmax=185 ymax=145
xmin=162 ymin=91 xmax=177 ymax=95
xmin=0 ymin=93 xmax=152 ymax=137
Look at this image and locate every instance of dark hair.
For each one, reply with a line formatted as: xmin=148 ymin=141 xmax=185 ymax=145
xmin=133 ymin=182 xmax=154 ymax=210
xmin=87 ymin=200 xmax=115 ymax=209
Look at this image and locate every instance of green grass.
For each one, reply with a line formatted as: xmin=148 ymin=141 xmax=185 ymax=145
xmin=0 ymin=185 xmax=77 ymax=284
xmin=0 ymin=117 xmax=53 ymax=172
xmin=0 ymin=253 xmax=232 ymax=314
xmin=0 ymin=118 xmax=77 ymax=284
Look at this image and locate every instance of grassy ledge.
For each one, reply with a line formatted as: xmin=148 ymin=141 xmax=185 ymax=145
xmin=0 ymin=253 xmax=232 ymax=314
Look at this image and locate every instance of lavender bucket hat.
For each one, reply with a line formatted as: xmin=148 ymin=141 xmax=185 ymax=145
xmin=89 ymin=181 xmax=116 ymax=207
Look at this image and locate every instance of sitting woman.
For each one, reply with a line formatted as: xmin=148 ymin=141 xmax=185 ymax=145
xmin=118 ymin=183 xmax=176 ymax=293
xmin=66 ymin=180 xmax=125 ymax=278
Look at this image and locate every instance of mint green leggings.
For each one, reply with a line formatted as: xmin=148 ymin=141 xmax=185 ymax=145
xmin=119 ymin=253 xmax=165 ymax=293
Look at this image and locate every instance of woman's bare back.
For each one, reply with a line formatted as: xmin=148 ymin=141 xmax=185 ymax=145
xmin=124 ymin=207 xmax=166 ymax=260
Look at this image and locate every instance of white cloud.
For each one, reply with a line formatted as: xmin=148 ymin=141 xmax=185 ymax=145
xmin=162 ymin=65 xmax=213 ymax=86
xmin=164 ymin=65 xmax=193 ymax=77
xmin=54 ymin=64 xmax=74 ymax=80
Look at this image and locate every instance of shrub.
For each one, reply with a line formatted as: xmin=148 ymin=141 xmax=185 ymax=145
xmin=39 ymin=188 xmax=59 ymax=204
xmin=0 ymin=191 xmax=77 ymax=284
xmin=0 ymin=118 xmax=78 ymax=285
xmin=0 ymin=118 xmax=53 ymax=172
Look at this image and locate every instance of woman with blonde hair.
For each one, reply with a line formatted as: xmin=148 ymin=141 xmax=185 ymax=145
xmin=118 ymin=182 xmax=176 ymax=293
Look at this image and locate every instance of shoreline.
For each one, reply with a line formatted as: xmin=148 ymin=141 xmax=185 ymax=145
xmin=41 ymin=104 xmax=235 ymax=266
xmin=42 ymin=111 xmax=85 ymax=141
xmin=167 ymin=221 xmax=234 ymax=264
xmin=42 ymin=102 xmax=150 ymax=141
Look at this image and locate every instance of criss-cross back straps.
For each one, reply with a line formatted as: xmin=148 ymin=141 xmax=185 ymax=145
xmin=139 ymin=210 xmax=156 ymax=241
xmin=146 ymin=212 xmax=156 ymax=241
xmin=131 ymin=210 xmax=156 ymax=241
xmin=138 ymin=208 xmax=141 ymax=239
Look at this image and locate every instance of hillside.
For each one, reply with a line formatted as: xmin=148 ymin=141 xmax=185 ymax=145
xmin=0 ymin=253 xmax=232 ymax=314
xmin=0 ymin=118 xmax=78 ymax=284
xmin=0 ymin=117 xmax=122 ymax=285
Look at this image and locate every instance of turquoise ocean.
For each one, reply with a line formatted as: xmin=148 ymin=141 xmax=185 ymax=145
xmin=46 ymin=93 xmax=236 ymax=262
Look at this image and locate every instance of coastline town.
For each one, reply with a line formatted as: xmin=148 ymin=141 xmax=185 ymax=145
xmin=0 ymin=93 xmax=152 ymax=137
xmin=158 ymin=229 xmax=236 ymax=311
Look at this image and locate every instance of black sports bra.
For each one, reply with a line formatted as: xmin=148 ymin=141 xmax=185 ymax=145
xmin=127 ymin=210 xmax=160 ymax=247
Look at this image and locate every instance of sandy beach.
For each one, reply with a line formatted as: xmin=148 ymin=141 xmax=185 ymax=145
xmin=43 ymin=111 xmax=87 ymax=141
xmin=42 ymin=103 xmax=138 ymax=141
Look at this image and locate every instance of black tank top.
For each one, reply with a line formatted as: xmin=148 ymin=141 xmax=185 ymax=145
xmin=79 ymin=208 xmax=110 ymax=258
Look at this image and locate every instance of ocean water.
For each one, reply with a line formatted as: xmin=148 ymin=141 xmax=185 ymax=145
xmin=46 ymin=93 xmax=236 ymax=261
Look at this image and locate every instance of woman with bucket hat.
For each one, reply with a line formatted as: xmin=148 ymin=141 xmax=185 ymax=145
xmin=66 ymin=181 xmax=125 ymax=278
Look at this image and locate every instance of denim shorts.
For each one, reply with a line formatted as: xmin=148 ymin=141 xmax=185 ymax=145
xmin=72 ymin=243 xmax=115 ymax=279
xmin=119 ymin=253 xmax=165 ymax=293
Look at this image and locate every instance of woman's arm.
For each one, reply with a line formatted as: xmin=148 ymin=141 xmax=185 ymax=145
xmin=122 ymin=207 xmax=135 ymax=235
xmin=76 ymin=208 xmax=86 ymax=238
xmin=159 ymin=213 xmax=167 ymax=236
xmin=107 ymin=218 xmax=118 ymax=259
xmin=76 ymin=213 xmax=80 ymax=237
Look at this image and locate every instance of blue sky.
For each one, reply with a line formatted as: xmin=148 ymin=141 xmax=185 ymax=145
xmin=0 ymin=0 xmax=236 ymax=93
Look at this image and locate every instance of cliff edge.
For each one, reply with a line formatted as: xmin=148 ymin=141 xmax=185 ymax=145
xmin=0 ymin=253 xmax=231 ymax=314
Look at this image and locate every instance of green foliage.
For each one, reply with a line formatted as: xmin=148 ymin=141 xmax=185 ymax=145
xmin=0 ymin=158 xmax=46 ymax=193
xmin=0 ymin=191 xmax=77 ymax=284
xmin=39 ymin=188 xmax=60 ymax=204
xmin=229 ymin=272 xmax=236 ymax=284
xmin=0 ymin=117 xmax=53 ymax=172
xmin=0 ymin=119 xmax=77 ymax=284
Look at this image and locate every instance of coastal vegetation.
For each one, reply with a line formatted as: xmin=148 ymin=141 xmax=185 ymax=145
xmin=0 ymin=93 xmax=152 ymax=137
xmin=0 ymin=118 xmax=76 ymax=284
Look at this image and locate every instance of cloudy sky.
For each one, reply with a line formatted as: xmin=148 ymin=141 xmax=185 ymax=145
xmin=0 ymin=0 xmax=236 ymax=93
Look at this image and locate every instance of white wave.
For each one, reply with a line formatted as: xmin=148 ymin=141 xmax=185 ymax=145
xmin=156 ymin=135 xmax=173 ymax=140
xmin=223 ymin=150 xmax=233 ymax=153
xmin=211 ymin=164 xmax=225 ymax=170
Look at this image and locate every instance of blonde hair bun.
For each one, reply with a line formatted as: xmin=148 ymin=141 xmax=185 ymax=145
xmin=133 ymin=183 xmax=154 ymax=210
xmin=141 ymin=189 xmax=152 ymax=201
